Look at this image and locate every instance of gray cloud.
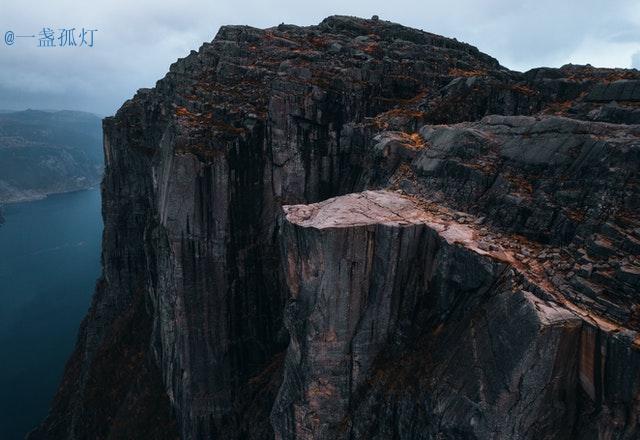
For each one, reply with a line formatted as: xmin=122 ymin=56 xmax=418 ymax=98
xmin=1 ymin=0 xmax=639 ymax=115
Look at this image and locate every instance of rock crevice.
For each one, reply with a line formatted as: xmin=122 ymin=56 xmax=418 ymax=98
xmin=31 ymin=15 xmax=640 ymax=440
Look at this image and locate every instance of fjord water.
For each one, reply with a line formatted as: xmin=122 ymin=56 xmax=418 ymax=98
xmin=0 ymin=188 xmax=102 ymax=439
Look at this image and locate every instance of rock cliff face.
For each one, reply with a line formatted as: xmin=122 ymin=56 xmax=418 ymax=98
xmin=31 ymin=16 xmax=640 ymax=440
xmin=276 ymin=190 xmax=639 ymax=439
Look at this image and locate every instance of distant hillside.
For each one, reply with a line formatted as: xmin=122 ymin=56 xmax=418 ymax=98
xmin=0 ymin=110 xmax=104 ymax=203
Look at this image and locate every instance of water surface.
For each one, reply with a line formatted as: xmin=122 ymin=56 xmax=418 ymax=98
xmin=0 ymin=188 xmax=102 ymax=439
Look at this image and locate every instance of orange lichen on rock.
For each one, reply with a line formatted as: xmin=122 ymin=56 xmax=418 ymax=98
xmin=448 ymin=67 xmax=488 ymax=77
xmin=511 ymin=83 xmax=538 ymax=97
xmin=175 ymin=106 xmax=191 ymax=117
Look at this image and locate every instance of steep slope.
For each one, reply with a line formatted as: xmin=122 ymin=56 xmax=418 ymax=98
xmin=31 ymin=16 xmax=640 ymax=440
xmin=0 ymin=110 xmax=103 ymax=203
xmin=276 ymin=189 xmax=639 ymax=439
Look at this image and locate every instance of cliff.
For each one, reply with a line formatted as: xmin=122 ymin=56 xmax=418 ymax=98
xmin=30 ymin=16 xmax=640 ymax=440
xmin=0 ymin=110 xmax=103 ymax=203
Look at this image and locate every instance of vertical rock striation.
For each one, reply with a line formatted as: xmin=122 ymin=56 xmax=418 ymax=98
xmin=31 ymin=16 xmax=640 ymax=440
xmin=275 ymin=191 xmax=639 ymax=439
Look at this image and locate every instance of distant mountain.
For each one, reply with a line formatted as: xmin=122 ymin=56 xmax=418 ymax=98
xmin=0 ymin=110 xmax=103 ymax=203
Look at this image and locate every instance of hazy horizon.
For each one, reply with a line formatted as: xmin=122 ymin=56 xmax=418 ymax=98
xmin=2 ymin=0 xmax=640 ymax=116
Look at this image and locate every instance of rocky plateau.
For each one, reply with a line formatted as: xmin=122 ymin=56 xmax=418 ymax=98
xmin=29 ymin=15 xmax=640 ymax=440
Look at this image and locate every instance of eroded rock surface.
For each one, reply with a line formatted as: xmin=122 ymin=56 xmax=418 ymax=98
xmin=275 ymin=191 xmax=639 ymax=439
xmin=31 ymin=15 xmax=640 ymax=440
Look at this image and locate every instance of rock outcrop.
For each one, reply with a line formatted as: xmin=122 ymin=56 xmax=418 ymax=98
xmin=275 ymin=190 xmax=639 ymax=439
xmin=31 ymin=16 xmax=640 ymax=440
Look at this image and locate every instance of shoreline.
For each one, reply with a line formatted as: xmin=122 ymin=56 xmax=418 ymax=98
xmin=0 ymin=181 xmax=103 ymax=205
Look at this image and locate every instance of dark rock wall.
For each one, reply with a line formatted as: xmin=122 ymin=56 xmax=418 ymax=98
xmin=31 ymin=15 xmax=640 ymax=440
xmin=274 ymin=192 xmax=596 ymax=440
xmin=28 ymin=94 xmax=177 ymax=440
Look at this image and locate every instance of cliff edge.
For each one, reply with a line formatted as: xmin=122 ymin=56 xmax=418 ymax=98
xmin=30 ymin=16 xmax=640 ymax=440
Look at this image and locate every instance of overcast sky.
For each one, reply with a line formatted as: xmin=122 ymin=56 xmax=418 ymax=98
xmin=1 ymin=0 xmax=640 ymax=116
